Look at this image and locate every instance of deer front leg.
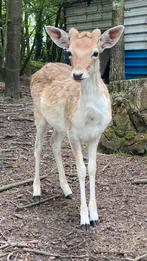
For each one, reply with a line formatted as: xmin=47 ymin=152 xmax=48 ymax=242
xmin=88 ymin=138 xmax=100 ymax=226
xmin=69 ymin=136 xmax=89 ymax=229
xmin=33 ymin=114 xmax=47 ymax=199
xmin=51 ymin=130 xmax=72 ymax=197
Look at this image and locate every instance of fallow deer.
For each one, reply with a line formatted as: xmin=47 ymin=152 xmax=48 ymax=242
xmin=31 ymin=25 xmax=124 ymax=229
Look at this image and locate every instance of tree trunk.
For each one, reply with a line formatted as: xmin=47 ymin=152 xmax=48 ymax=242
xmin=0 ymin=0 xmax=3 ymax=48
xmin=0 ymin=0 xmax=3 ymax=79
xmin=20 ymin=15 xmax=25 ymax=65
xmin=109 ymin=0 xmax=125 ymax=81
xmin=5 ymin=0 xmax=22 ymax=98
xmin=24 ymin=12 xmax=31 ymax=76
xmin=0 ymin=0 xmax=7 ymax=80
xmin=34 ymin=3 xmax=44 ymax=61
xmin=51 ymin=5 xmax=62 ymax=61
xmin=20 ymin=35 xmax=36 ymax=76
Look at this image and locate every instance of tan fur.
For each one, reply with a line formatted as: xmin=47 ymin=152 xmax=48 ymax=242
xmin=31 ymin=27 xmax=110 ymax=121
xmin=31 ymin=27 xmax=116 ymax=227
xmin=31 ymin=63 xmax=81 ymax=124
xmin=69 ymin=28 xmax=101 ymax=40
xmin=31 ymin=63 xmax=111 ymax=125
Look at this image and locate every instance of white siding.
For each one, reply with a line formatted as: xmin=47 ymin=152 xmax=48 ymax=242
xmin=124 ymin=0 xmax=147 ymax=50
xmin=65 ymin=0 xmax=147 ymax=51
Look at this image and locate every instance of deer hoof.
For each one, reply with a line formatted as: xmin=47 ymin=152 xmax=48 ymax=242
xmin=81 ymin=224 xmax=90 ymax=231
xmin=33 ymin=195 xmax=41 ymax=202
xmin=65 ymin=194 xmax=73 ymax=199
xmin=90 ymin=219 xmax=100 ymax=227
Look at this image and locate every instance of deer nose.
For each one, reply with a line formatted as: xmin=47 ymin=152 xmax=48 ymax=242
xmin=73 ymin=73 xmax=83 ymax=81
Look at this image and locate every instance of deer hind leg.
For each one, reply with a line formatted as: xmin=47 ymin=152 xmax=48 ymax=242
xmin=51 ymin=130 xmax=72 ymax=197
xmin=88 ymin=137 xmax=100 ymax=226
xmin=69 ymin=135 xmax=89 ymax=229
xmin=33 ymin=111 xmax=47 ymax=199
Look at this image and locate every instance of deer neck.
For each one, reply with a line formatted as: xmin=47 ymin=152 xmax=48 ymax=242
xmin=81 ymin=60 xmax=101 ymax=97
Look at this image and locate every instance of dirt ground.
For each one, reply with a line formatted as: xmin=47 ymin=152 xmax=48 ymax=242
xmin=0 ymin=84 xmax=147 ymax=261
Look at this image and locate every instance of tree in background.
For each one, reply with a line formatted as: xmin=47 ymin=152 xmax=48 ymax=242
xmin=34 ymin=0 xmax=44 ymax=61
xmin=0 ymin=0 xmax=67 ymax=97
xmin=109 ymin=0 xmax=125 ymax=81
xmin=0 ymin=0 xmax=7 ymax=80
xmin=20 ymin=0 xmax=66 ymax=75
xmin=0 ymin=0 xmax=3 ymax=57
xmin=5 ymin=0 xmax=22 ymax=98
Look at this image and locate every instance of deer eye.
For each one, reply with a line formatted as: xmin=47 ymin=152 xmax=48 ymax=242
xmin=66 ymin=50 xmax=72 ymax=59
xmin=92 ymin=51 xmax=99 ymax=58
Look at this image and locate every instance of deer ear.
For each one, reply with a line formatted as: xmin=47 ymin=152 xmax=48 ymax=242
xmin=99 ymin=25 xmax=124 ymax=52
xmin=45 ymin=26 xmax=69 ymax=49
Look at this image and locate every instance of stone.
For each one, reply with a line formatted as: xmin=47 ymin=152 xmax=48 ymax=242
xmin=99 ymin=78 xmax=147 ymax=155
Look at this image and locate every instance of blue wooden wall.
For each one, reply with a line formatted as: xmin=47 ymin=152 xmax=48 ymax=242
xmin=125 ymin=50 xmax=147 ymax=79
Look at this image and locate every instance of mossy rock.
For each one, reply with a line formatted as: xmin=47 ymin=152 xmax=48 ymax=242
xmin=123 ymin=133 xmax=147 ymax=155
xmin=99 ymin=78 xmax=147 ymax=155
xmin=99 ymin=128 xmax=125 ymax=154
xmin=99 ymin=129 xmax=147 ymax=155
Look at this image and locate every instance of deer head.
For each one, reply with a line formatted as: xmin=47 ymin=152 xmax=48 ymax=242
xmin=45 ymin=25 xmax=124 ymax=81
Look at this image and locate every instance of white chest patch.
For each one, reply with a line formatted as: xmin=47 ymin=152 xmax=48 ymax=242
xmin=72 ymin=94 xmax=111 ymax=141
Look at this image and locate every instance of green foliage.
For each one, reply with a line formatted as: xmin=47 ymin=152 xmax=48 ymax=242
xmin=0 ymin=0 xmax=68 ymax=78
xmin=30 ymin=60 xmax=45 ymax=70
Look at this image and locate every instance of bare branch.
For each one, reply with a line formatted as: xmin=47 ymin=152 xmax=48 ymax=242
xmin=23 ymin=247 xmax=88 ymax=258
xmin=0 ymin=175 xmax=48 ymax=193
xmin=126 ymin=253 xmax=147 ymax=261
xmin=16 ymin=194 xmax=61 ymax=211
xmin=132 ymin=179 xmax=147 ymax=185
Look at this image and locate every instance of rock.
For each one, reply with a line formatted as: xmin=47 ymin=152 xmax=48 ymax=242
xmin=99 ymin=78 xmax=147 ymax=155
